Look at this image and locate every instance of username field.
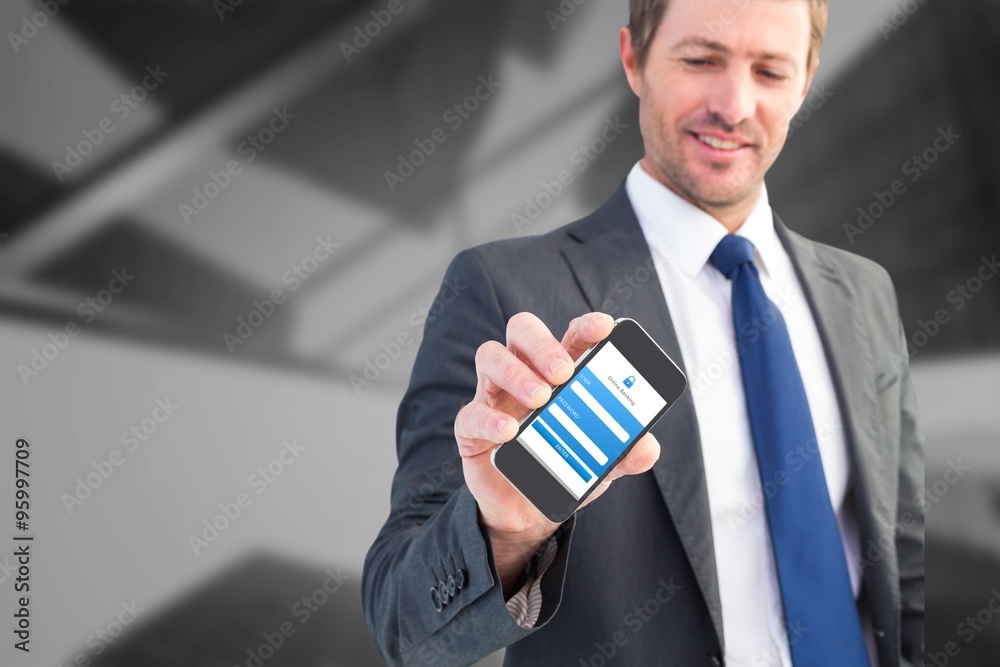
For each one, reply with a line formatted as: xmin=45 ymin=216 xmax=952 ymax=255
xmin=570 ymin=380 xmax=629 ymax=442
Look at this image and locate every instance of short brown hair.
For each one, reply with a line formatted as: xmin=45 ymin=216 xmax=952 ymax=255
xmin=628 ymin=0 xmax=828 ymax=74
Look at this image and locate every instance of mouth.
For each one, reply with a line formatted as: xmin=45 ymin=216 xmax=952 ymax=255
xmin=688 ymin=132 xmax=754 ymax=159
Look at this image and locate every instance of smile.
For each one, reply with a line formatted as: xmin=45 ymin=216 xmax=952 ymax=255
xmin=694 ymin=133 xmax=745 ymax=151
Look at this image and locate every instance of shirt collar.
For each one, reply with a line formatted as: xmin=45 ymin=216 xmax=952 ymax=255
xmin=625 ymin=160 xmax=779 ymax=279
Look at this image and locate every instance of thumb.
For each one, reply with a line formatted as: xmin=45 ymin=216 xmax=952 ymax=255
xmin=606 ymin=432 xmax=660 ymax=481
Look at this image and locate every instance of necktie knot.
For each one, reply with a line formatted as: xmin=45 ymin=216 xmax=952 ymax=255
xmin=709 ymin=234 xmax=756 ymax=280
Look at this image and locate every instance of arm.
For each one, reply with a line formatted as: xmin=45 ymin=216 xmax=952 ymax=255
xmin=892 ymin=294 xmax=926 ymax=665
xmin=896 ymin=361 xmax=925 ymax=664
xmin=361 ymin=249 xmax=576 ymax=666
xmin=362 ymin=248 xmax=659 ymax=665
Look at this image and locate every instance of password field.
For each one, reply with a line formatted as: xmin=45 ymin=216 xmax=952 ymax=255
xmin=547 ymin=403 xmax=609 ymax=466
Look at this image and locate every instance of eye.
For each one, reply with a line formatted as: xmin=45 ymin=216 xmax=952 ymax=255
xmin=758 ymin=70 xmax=787 ymax=81
xmin=682 ymin=58 xmax=710 ymax=67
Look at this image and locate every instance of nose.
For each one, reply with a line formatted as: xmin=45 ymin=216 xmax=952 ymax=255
xmin=705 ymin=66 xmax=756 ymax=129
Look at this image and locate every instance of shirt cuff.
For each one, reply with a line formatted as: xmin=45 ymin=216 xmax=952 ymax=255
xmin=504 ymin=534 xmax=559 ymax=629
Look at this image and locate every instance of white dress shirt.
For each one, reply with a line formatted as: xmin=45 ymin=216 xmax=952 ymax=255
xmin=624 ymin=160 xmax=877 ymax=667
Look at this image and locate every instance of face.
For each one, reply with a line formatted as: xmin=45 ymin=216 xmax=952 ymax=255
xmin=622 ymin=0 xmax=817 ymax=211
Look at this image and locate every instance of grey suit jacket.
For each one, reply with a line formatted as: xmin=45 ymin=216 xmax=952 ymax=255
xmin=362 ymin=180 xmax=925 ymax=666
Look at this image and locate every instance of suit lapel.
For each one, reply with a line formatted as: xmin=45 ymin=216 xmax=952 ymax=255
xmin=773 ymin=215 xmax=893 ymax=525
xmin=774 ymin=215 xmax=898 ymax=659
xmin=559 ymin=181 xmax=726 ymax=652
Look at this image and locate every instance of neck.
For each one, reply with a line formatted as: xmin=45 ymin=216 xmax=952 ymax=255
xmin=639 ymin=157 xmax=762 ymax=234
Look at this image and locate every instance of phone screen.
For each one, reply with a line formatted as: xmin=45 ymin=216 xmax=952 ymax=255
xmin=513 ymin=340 xmax=667 ymax=500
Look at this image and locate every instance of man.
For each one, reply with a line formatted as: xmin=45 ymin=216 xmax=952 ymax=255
xmin=363 ymin=0 xmax=925 ymax=665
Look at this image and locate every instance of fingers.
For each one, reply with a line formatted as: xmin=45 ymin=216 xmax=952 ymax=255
xmin=505 ymin=312 xmax=574 ymax=386
xmin=605 ymin=432 xmax=661 ymax=481
xmin=561 ymin=313 xmax=615 ymax=362
xmin=455 ymin=401 xmax=519 ymax=458
xmin=475 ymin=340 xmax=552 ymax=408
xmin=461 ymin=311 xmax=618 ymax=464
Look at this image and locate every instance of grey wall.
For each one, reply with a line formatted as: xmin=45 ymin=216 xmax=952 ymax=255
xmin=0 ymin=0 xmax=996 ymax=664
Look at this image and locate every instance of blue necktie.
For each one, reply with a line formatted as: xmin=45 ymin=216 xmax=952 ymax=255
xmin=709 ymin=234 xmax=870 ymax=666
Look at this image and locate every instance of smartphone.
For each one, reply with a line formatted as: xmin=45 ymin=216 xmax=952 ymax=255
xmin=491 ymin=317 xmax=687 ymax=524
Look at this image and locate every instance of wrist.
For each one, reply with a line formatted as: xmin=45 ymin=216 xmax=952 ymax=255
xmin=478 ymin=511 xmax=556 ymax=596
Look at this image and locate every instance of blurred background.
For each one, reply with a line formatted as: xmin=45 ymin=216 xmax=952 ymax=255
xmin=0 ymin=0 xmax=997 ymax=664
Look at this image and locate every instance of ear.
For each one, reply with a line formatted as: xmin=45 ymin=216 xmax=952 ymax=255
xmin=620 ymin=27 xmax=642 ymax=97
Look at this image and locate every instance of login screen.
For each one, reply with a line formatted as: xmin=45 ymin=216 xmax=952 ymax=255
xmin=515 ymin=342 xmax=667 ymax=500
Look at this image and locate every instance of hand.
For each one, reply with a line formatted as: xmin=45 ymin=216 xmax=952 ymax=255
xmin=454 ymin=312 xmax=661 ymax=594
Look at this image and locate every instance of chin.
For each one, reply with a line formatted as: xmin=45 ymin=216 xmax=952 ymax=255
xmin=690 ymin=183 xmax=754 ymax=207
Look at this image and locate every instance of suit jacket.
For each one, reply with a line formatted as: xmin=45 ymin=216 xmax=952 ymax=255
xmin=362 ymin=180 xmax=925 ymax=667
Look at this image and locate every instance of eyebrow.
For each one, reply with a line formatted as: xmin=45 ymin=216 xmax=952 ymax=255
xmin=671 ymin=37 xmax=799 ymax=69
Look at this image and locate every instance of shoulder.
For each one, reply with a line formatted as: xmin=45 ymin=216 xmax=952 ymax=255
xmin=451 ymin=179 xmax=629 ymax=276
xmin=783 ymin=224 xmax=897 ymax=300
xmin=821 ymin=240 xmax=893 ymax=289
xmin=439 ymin=212 xmax=608 ymax=324
xmin=447 ymin=211 xmax=602 ymax=280
xmin=781 ymin=225 xmax=903 ymax=352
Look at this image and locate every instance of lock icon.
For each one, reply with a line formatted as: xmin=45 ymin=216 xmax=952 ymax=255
xmin=623 ymin=376 xmax=635 ymax=388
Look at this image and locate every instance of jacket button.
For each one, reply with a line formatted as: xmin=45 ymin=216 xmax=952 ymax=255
xmin=456 ymin=568 xmax=466 ymax=589
xmin=438 ymin=581 xmax=450 ymax=604
xmin=430 ymin=586 xmax=443 ymax=612
xmin=447 ymin=574 xmax=457 ymax=597
xmin=707 ymin=652 xmax=723 ymax=666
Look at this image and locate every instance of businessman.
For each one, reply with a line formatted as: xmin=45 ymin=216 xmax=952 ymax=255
xmin=363 ymin=0 xmax=925 ymax=665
